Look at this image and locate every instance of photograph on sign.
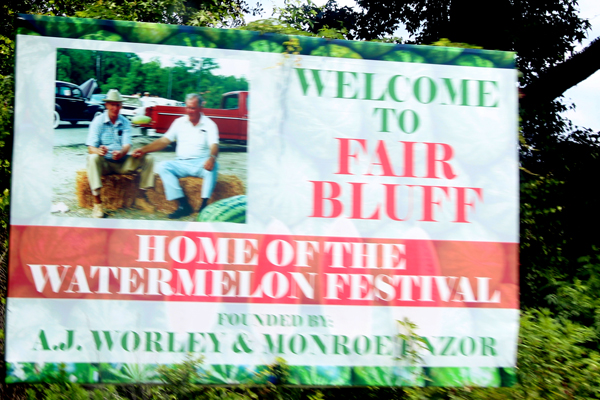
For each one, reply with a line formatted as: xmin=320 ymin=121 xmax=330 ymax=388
xmin=7 ymin=15 xmax=519 ymax=387
xmin=51 ymin=48 xmax=249 ymax=222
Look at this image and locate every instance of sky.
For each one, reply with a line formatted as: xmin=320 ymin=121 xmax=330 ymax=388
xmin=563 ymin=0 xmax=600 ymax=132
xmin=252 ymin=0 xmax=600 ymax=132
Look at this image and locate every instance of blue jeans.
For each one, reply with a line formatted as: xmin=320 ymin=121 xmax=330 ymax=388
xmin=158 ymin=158 xmax=218 ymax=201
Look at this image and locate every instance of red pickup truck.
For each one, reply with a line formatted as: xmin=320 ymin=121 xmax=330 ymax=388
xmin=140 ymin=91 xmax=248 ymax=143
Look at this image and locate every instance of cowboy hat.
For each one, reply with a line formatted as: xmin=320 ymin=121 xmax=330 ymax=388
xmin=103 ymin=89 xmax=124 ymax=102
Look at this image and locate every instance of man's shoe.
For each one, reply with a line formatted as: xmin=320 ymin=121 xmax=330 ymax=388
xmin=199 ymin=198 xmax=209 ymax=212
xmin=168 ymin=203 xmax=193 ymax=219
xmin=92 ymin=203 xmax=105 ymax=218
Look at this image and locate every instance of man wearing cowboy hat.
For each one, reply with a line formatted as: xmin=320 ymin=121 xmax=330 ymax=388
xmin=86 ymin=89 xmax=155 ymax=218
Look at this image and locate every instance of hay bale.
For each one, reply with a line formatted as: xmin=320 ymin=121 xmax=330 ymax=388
xmin=76 ymin=170 xmax=139 ymax=210
xmin=76 ymin=170 xmax=245 ymax=213
xmin=150 ymin=175 xmax=246 ymax=214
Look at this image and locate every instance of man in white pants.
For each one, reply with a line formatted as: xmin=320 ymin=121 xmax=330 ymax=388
xmin=132 ymin=93 xmax=219 ymax=219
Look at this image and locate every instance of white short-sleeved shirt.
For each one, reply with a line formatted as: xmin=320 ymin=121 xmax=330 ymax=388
xmin=164 ymin=114 xmax=219 ymax=159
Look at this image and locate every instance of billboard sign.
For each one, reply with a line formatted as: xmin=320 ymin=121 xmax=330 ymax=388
xmin=7 ymin=15 xmax=519 ymax=386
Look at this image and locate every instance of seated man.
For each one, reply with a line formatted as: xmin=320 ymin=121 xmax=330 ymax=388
xmin=132 ymin=93 xmax=218 ymax=219
xmin=86 ymin=89 xmax=155 ymax=218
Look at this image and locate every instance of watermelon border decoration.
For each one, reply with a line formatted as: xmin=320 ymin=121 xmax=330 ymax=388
xmin=6 ymin=361 xmax=517 ymax=386
xmin=17 ymin=14 xmax=515 ymax=69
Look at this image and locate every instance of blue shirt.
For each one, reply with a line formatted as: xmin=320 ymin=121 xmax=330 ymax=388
xmin=86 ymin=111 xmax=132 ymax=161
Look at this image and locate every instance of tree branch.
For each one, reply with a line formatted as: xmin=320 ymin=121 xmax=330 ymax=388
xmin=521 ymin=37 xmax=600 ymax=106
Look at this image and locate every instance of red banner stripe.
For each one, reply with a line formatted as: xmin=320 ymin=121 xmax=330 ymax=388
xmin=8 ymin=225 xmax=518 ymax=308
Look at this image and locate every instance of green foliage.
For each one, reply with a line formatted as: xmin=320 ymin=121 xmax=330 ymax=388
xmin=0 ymin=74 xmax=12 ymax=193
xmin=55 ymin=49 xmax=248 ymax=104
xmin=27 ymin=383 xmax=123 ymax=400
xmin=75 ymin=0 xmax=253 ymax=28
xmin=396 ymin=318 xmax=429 ymax=367
xmin=519 ymin=124 xmax=600 ymax=310
xmin=142 ymin=356 xmax=297 ymax=400
xmin=273 ymin=0 xmax=357 ymax=39
xmin=547 ymin=250 xmax=600 ymax=330
xmin=398 ymin=310 xmax=600 ymax=399
xmin=0 ymin=36 xmax=12 ymax=351
xmin=241 ymin=18 xmax=331 ymax=38
xmin=516 ymin=310 xmax=600 ymax=399
xmin=519 ymin=175 xmax=569 ymax=307
xmin=430 ymin=38 xmax=482 ymax=50
xmin=240 ymin=0 xmax=363 ymax=41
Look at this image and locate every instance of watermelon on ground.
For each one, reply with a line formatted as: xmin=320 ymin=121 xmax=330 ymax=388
xmin=198 ymin=195 xmax=246 ymax=223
